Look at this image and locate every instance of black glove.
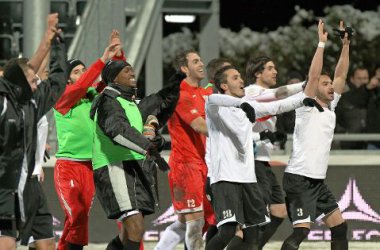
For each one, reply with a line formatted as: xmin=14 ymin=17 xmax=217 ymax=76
xmin=274 ymin=131 xmax=287 ymax=145
xmin=303 ymin=98 xmax=324 ymax=112
xmin=147 ymin=145 xmax=170 ymax=171
xmin=259 ymin=130 xmax=276 ymax=144
xmin=260 ymin=130 xmax=288 ymax=144
xmin=150 ymin=134 xmax=165 ymax=152
xmin=240 ymin=102 xmax=256 ymax=123
xmin=333 ymin=26 xmax=354 ymax=40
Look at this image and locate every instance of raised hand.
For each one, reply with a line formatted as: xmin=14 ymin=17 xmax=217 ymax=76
xmin=318 ymin=19 xmax=328 ymax=43
xmin=109 ymin=29 xmax=122 ymax=57
xmin=100 ymin=43 xmax=121 ymax=62
xmin=340 ymin=21 xmax=351 ymax=46
xmin=109 ymin=29 xmax=121 ymax=45
xmin=46 ymin=13 xmax=60 ymax=41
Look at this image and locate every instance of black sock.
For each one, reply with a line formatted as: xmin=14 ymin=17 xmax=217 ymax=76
xmin=124 ymin=239 xmax=140 ymax=250
xmin=67 ymin=243 xmax=83 ymax=250
xmin=331 ymin=222 xmax=348 ymax=250
xmin=206 ymin=225 xmax=218 ymax=244
xmin=258 ymin=215 xmax=284 ymax=249
xmin=226 ymin=235 xmax=244 ymax=250
xmin=106 ymin=235 xmax=124 ymax=250
xmin=281 ymin=227 xmax=310 ymax=250
xmin=206 ymin=223 xmax=237 ymax=250
xmin=28 ymin=247 xmax=36 ymax=250
xmin=241 ymin=226 xmax=260 ymax=250
xmin=331 ymin=240 xmax=348 ymax=250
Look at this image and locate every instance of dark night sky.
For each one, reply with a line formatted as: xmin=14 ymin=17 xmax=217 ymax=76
xmin=220 ymin=0 xmax=379 ymax=32
xmin=163 ymin=0 xmax=379 ymax=35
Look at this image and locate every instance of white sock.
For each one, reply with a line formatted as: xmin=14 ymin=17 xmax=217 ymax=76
xmin=154 ymin=220 xmax=186 ymax=250
xmin=185 ymin=218 xmax=205 ymax=250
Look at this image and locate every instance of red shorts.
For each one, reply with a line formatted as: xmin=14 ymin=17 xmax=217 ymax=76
xmin=168 ymin=161 xmax=216 ymax=225
xmin=169 ymin=161 xmax=206 ymax=213
xmin=54 ymin=159 xmax=95 ymax=249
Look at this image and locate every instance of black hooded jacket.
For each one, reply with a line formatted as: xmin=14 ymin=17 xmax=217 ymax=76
xmin=90 ymin=82 xmax=180 ymax=154
xmin=0 ymin=40 xmax=67 ymax=190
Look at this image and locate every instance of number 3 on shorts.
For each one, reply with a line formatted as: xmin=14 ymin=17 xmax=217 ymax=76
xmin=297 ymin=208 xmax=303 ymax=216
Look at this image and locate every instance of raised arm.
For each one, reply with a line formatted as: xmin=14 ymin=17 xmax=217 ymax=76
xmin=244 ymin=81 xmax=305 ymax=103
xmin=333 ymin=21 xmax=350 ymax=94
xmin=29 ymin=13 xmax=59 ymax=72
xmin=54 ymin=41 xmax=120 ymax=115
xmin=304 ymin=19 xmax=328 ymax=97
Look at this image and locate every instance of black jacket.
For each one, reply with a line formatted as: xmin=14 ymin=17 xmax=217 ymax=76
xmin=90 ymin=82 xmax=180 ymax=154
xmin=0 ymin=41 xmax=67 ymax=190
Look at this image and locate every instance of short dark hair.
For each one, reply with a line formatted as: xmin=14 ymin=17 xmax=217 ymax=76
xmin=4 ymin=58 xmax=32 ymax=76
xmin=287 ymin=70 xmax=304 ymax=83
xmin=245 ymin=56 xmax=272 ymax=84
xmin=320 ymin=70 xmax=332 ymax=79
xmin=351 ymin=66 xmax=368 ymax=77
xmin=174 ymin=49 xmax=198 ymax=72
xmin=206 ymin=58 xmax=232 ymax=82
xmin=214 ymin=65 xmax=236 ymax=94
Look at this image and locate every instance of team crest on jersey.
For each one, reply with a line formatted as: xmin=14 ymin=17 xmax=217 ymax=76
xmin=190 ymin=109 xmax=198 ymax=114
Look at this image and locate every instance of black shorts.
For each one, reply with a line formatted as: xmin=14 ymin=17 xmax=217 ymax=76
xmin=19 ymin=176 xmax=54 ymax=245
xmin=211 ymin=181 xmax=269 ymax=228
xmin=283 ymin=173 xmax=339 ymax=225
xmin=94 ymin=159 xmax=157 ymax=220
xmin=255 ymin=160 xmax=285 ymax=205
xmin=0 ymin=188 xmax=21 ymax=238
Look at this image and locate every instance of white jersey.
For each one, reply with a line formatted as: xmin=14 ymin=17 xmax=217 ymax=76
xmin=33 ymin=116 xmax=48 ymax=176
xmin=286 ymin=93 xmax=341 ymax=179
xmin=244 ymin=83 xmax=305 ymax=161
xmin=206 ymin=93 xmax=305 ymax=184
xmin=244 ymin=84 xmax=277 ymax=161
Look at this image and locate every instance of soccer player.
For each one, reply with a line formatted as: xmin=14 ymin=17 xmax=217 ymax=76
xmin=156 ymin=49 xmax=213 ymax=250
xmin=281 ymin=20 xmax=350 ymax=250
xmin=204 ymin=63 xmax=321 ymax=250
xmin=53 ymin=30 xmax=122 ymax=250
xmin=0 ymin=13 xmax=66 ymax=250
xmin=229 ymin=57 xmax=304 ymax=249
xmin=90 ymin=59 xmax=178 ymax=250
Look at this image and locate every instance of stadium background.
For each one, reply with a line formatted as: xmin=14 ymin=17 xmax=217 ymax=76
xmin=1 ymin=0 xmax=379 ymax=248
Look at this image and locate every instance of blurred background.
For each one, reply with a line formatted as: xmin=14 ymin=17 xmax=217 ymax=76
xmin=1 ymin=0 xmax=379 ymax=248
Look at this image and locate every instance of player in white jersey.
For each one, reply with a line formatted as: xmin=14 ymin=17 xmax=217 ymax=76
xmin=281 ymin=20 xmax=350 ymax=250
xmin=227 ymin=56 xmax=307 ymax=250
xmin=204 ymin=64 xmax=322 ymax=250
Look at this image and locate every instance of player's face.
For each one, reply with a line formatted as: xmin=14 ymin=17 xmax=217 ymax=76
xmin=114 ymin=65 xmax=136 ymax=88
xmin=256 ymin=61 xmax=277 ymax=87
xmin=223 ymin=69 xmax=245 ymax=98
xmin=350 ymin=69 xmax=369 ymax=87
xmin=317 ymin=74 xmax=334 ymax=103
xmin=184 ymin=53 xmax=205 ymax=82
xmin=69 ymin=64 xmax=86 ymax=84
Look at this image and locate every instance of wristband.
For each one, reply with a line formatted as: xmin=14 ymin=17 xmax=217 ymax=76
xmin=318 ymin=42 xmax=325 ymax=48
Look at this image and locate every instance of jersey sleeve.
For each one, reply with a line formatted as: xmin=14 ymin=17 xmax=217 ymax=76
xmin=175 ymin=91 xmax=202 ymax=125
xmin=54 ymin=59 xmax=105 ymax=115
xmin=331 ymin=92 xmax=342 ymax=111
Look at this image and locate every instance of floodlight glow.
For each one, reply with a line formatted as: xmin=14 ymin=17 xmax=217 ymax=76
xmin=164 ymin=15 xmax=196 ymax=23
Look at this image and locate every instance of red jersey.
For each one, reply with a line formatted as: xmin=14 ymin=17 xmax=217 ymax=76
xmin=168 ymin=80 xmax=211 ymax=164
